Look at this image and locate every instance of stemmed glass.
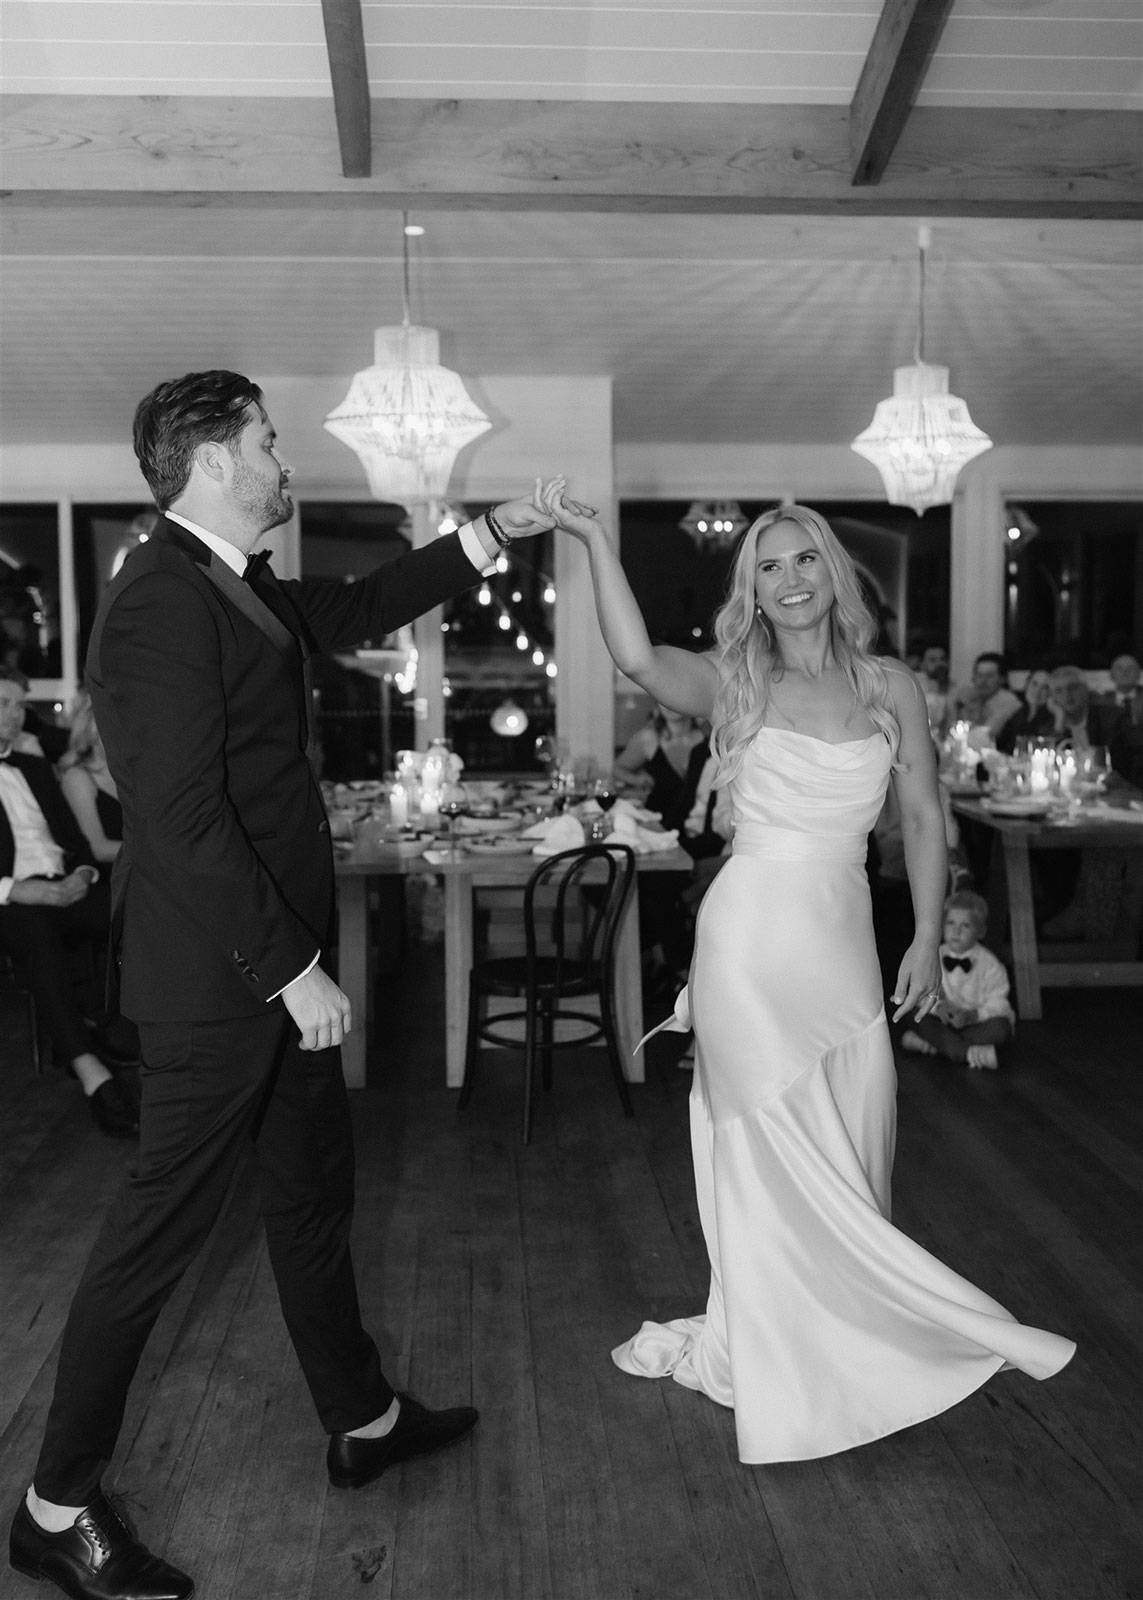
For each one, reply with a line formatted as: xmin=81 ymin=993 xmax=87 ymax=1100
xmin=438 ymin=779 xmax=470 ymax=859
xmin=589 ymin=775 xmax=618 ymax=841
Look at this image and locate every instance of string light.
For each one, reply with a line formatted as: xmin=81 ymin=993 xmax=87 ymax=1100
xmin=477 ymin=584 xmax=492 ymax=606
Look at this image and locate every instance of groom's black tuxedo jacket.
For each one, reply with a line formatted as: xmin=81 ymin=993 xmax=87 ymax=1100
xmin=0 ymin=748 xmax=97 ymax=880
xmin=86 ymin=515 xmax=480 ymax=1023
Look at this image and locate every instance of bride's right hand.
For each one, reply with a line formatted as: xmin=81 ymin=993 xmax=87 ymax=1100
xmin=535 ymin=476 xmax=603 ymax=543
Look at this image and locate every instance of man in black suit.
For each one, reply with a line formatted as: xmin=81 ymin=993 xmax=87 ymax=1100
xmin=10 ymin=371 xmax=555 ymax=1600
xmin=0 ymin=667 xmax=138 ymax=1136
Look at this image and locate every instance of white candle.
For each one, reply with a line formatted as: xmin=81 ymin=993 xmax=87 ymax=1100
xmin=389 ymin=786 xmax=409 ymax=828
xmin=1029 ymin=749 xmax=1052 ymax=795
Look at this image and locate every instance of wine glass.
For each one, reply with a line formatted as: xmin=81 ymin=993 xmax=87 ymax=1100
xmin=592 ymin=774 xmax=618 ymax=813
xmin=438 ymin=779 xmax=470 ymax=858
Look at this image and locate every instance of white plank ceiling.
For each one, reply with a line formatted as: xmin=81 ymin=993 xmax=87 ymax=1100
xmin=1 ymin=2 xmax=1140 ymax=453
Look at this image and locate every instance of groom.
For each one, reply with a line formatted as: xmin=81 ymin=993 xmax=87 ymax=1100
xmin=9 ymin=370 xmax=555 ymax=1600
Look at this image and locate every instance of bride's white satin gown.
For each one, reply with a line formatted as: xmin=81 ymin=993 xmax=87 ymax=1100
xmin=613 ymin=726 xmax=1075 ymax=1464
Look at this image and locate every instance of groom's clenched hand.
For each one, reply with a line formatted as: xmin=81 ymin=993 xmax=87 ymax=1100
xmin=282 ymin=963 xmax=353 ymax=1051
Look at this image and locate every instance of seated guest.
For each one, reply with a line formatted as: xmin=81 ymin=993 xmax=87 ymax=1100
xmin=1047 ymin=665 xmax=1122 ymax=750
xmin=614 ymin=705 xmax=710 ymax=831
xmin=997 ymin=667 xmax=1055 ymax=752
xmin=57 ymin=688 xmax=122 ymax=862
xmin=951 ymin=651 xmax=1021 ymax=738
xmin=916 ymin=642 xmax=952 ymax=740
xmin=0 ymin=668 xmax=138 ymax=1137
xmin=614 ymin=706 xmax=710 ymax=987
xmin=1103 ymin=652 xmax=1142 ymax=716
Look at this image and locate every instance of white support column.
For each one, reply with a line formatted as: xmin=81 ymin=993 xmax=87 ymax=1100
xmin=409 ymin=499 xmax=444 ymax=749
xmin=950 ymin=467 xmax=1006 ymax=686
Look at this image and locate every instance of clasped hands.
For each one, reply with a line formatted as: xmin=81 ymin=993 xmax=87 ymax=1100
xmin=490 ymin=478 xmax=599 ymax=544
xmin=8 ymin=866 xmax=97 ymax=908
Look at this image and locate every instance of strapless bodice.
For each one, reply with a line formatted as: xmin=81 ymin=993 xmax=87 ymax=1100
xmin=730 ymin=726 xmax=891 ymax=861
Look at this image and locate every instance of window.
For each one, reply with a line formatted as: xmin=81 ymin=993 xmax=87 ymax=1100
xmin=1003 ymin=500 xmax=1142 ymax=669
xmin=0 ymin=504 xmax=61 ymax=678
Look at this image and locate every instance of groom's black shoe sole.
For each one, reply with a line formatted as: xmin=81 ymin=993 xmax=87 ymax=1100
xmin=327 ymin=1395 xmax=478 ymax=1489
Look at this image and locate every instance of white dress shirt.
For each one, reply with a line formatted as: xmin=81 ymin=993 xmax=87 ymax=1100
xmin=939 ymin=941 xmax=1015 ymax=1024
xmin=0 ymin=749 xmax=67 ymax=903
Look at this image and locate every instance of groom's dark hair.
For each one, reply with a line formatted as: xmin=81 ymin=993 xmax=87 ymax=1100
xmin=133 ymin=370 xmax=265 ymax=510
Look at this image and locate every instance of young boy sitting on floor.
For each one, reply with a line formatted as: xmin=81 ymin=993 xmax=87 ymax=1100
xmin=902 ymin=889 xmax=1015 ymax=1071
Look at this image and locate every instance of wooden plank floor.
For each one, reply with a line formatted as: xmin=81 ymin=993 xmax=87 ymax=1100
xmin=2 ymin=955 xmax=1142 ymax=1600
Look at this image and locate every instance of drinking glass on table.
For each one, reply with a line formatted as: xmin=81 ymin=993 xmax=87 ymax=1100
xmin=438 ymin=779 xmax=470 ymax=858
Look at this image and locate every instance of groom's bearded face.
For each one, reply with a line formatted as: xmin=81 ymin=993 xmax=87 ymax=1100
xmin=227 ymin=410 xmax=294 ymax=532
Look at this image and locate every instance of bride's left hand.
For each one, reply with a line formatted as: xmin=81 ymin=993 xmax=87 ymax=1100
xmin=891 ymin=941 xmax=942 ymax=1024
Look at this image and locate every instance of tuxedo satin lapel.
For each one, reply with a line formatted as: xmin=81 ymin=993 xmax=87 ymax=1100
xmin=202 ymin=554 xmax=295 ymax=655
xmin=249 ymin=568 xmax=318 ymax=755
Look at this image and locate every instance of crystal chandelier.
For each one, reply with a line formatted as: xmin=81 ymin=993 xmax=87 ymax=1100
xmin=325 ymin=216 xmax=492 ymax=502
xmin=851 ymin=226 xmax=992 ymax=516
xmin=679 ymin=500 xmax=749 ymax=549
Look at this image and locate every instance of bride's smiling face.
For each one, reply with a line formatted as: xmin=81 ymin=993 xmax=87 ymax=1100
xmin=753 ymin=519 xmax=835 ymax=632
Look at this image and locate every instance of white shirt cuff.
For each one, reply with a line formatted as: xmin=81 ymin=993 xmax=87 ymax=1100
xmin=0 ymin=875 xmax=13 ymax=905
xmin=459 ymin=518 xmax=498 ymax=577
xmin=268 ymin=949 xmax=320 ymax=1002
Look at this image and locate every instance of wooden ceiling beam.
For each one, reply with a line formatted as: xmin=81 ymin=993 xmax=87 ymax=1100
xmin=2 ymin=97 xmax=1139 ymax=220
xmin=319 ymin=0 xmax=371 ymax=178
xmin=849 ymin=0 xmax=957 ymax=187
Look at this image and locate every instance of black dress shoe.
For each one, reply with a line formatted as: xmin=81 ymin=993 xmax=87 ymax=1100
xmin=9 ymin=1492 xmax=193 ymax=1599
xmin=327 ymin=1394 xmax=478 ymax=1489
xmin=88 ymin=1079 xmax=139 ymax=1139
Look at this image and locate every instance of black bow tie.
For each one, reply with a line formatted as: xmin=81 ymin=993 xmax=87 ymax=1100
xmin=943 ymin=954 xmax=973 ymax=973
xmin=244 ymin=549 xmax=273 ymax=582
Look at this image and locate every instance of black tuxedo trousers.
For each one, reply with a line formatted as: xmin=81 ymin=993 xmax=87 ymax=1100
xmin=34 ymin=1012 xmax=390 ymax=1503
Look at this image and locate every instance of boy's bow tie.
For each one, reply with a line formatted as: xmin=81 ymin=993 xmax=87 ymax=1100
xmin=942 ymin=954 xmax=973 ymax=973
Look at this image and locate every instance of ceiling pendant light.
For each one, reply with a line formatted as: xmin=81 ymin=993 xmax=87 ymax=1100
xmin=679 ymin=499 xmax=749 ymax=549
xmin=324 ymin=215 xmax=492 ymax=502
xmin=851 ymin=225 xmax=992 ymax=517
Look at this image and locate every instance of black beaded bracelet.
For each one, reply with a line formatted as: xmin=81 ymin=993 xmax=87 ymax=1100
xmin=484 ymin=507 xmax=511 ymax=550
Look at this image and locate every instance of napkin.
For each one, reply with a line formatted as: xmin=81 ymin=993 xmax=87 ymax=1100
xmin=526 ymin=812 xmax=587 ymax=856
xmin=607 ymin=809 xmax=679 ymax=854
xmin=611 ymin=797 xmax=662 ymax=826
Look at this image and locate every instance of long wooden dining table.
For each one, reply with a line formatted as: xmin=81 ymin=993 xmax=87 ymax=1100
xmin=950 ymin=793 xmax=1143 ymax=1019
xmin=333 ymin=838 xmax=694 ymax=1088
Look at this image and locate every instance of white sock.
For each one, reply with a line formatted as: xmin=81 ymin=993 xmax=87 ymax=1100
xmin=345 ymin=1396 xmax=401 ymax=1439
xmin=26 ymin=1487 xmax=86 ymax=1533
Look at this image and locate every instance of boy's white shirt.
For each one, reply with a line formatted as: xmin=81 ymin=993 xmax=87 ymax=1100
xmin=939 ymin=940 xmax=1015 ymax=1024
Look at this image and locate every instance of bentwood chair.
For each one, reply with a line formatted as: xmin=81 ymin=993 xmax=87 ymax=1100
xmin=458 ymin=843 xmax=637 ymax=1143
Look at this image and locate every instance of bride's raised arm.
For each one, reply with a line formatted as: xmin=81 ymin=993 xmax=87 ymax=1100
xmin=538 ymin=477 xmax=718 ymax=719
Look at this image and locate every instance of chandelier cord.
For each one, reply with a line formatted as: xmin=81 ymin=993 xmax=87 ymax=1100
xmin=400 ymin=210 xmax=413 ymax=330
xmin=914 ymin=222 xmax=930 ymax=367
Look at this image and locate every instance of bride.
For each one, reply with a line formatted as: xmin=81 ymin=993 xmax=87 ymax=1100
xmin=539 ymin=480 xmax=1075 ymax=1464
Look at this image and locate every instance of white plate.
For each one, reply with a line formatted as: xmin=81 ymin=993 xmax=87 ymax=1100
xmin=981 ymin=798 xmax=1050 ymax=818
xmin=464 ymin=834 xmax=535 ymax=855
xmin=455 ymin=810 xmax=524 ymax=836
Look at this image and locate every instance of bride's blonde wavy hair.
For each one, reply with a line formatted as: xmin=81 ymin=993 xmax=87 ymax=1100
xmin=710 ymin=504 xmax=901 ymax=786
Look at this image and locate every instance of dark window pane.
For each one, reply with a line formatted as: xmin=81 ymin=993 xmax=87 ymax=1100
xmin=1003 ymin=501 xmax=1142 ymax=669
xmin=73 ymin=504 xmax=157 ymax=669
xmin=0 ymin=504 xmax=61 ymax=678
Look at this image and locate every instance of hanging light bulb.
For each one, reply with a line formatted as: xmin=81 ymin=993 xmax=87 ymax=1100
xmin=324 ymin=214 xmax=492 ymax=501
xmin=851 ymin=225 xmax=992 ymax=516
xmin=490 ymin=700 xmax=529 ymax=737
